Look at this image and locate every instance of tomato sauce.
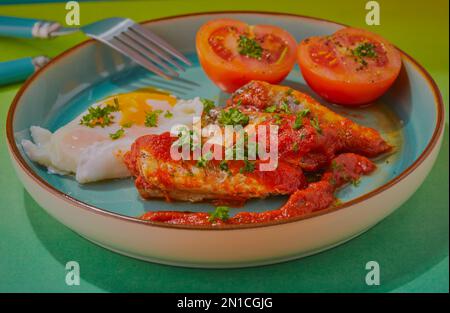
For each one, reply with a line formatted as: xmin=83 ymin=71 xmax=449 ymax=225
xmin=139 ymin=153 xmax=376 ymax=226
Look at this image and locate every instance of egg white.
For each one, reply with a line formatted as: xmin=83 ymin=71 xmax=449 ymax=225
xmin=22 ymin=95 xmax=203 ymax=183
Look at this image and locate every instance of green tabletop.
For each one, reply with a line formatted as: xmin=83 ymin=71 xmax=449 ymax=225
xmin=0 ymin=0 xmax=448 ymax=293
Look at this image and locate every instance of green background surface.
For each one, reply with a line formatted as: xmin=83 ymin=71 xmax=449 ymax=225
xmin=0 ymin=0 xmax=448 ymax=293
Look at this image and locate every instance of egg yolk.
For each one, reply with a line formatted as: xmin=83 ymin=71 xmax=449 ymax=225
xmin=103 ymin=90 xmax=177 ymax=127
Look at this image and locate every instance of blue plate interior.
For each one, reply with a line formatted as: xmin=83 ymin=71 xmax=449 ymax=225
xmin=12 ymin=15 xmax=438 ymax=219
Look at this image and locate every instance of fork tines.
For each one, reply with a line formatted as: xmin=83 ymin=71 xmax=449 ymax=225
xmin=108 ymin=21 xmax=191 ymax=79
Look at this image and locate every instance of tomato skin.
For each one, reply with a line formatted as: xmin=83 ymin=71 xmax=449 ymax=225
xmin=299 ymin=60 xmax=399 ymax=105
xmin=196 ymin=19 xmax=297 ymax=93
xmin=297 ymin=28 xmax=402 ymax=106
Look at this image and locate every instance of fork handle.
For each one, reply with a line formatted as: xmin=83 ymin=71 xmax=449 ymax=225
xmin=0 ymin=16 xmax=61 ymax=38
xmin=0 ymin=56 xmax=50 ymax=85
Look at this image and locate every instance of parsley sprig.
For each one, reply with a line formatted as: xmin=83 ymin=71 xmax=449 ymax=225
xmin=200 ymin=98 xmax=216 ymax=114
xmin=280 ymin=100 xmax=291 ymax=113
xmin=196 ymin=152 xmax=212 ymax=168
xmin=218 ymin=108 xmax=249 ymax=127
xmin=239 ymin=159 xmax=255 ymax=174
xmin=208 ymin=206 xmax=230 ymax=223
xmin=145 ymin=110 xmax=163 ymax=127
xmin=352 ymin=42 xmax=378 ymax=68
xmin=273 ymin=114 xmax=282 ymax=125
xmin=265 ymin=105 xmax=277 ymax=113
xmin=196 ymin=156 xmax=208 ymax=168
xmin=353 ymin=42 xmax=377 ymax=58
xmin=310 ymin=117 xmax=322 ymax=134
xmin=238 ymin=35 xmax=263 ymax=59
xmin=351 ymin=178 xmax=361 ymax=187
xmin=219 ymin=160 xmax=230 ymax=173
xmin=80 ymin=99 xmax=120 ymax=128
xmin=109 ymin=128 xmax=125 ymax=140
xmin=331 ymin=160 xmax=344 ymax=171
xmin=164 ymin=110 xmax=173 ymax=119
xmin=293 ymin=109 xmax=310 ymax=130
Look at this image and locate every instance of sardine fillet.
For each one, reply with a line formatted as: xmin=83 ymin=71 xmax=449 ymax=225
xmin=125 ymin=132 xmax=307 ymax=203
xmin=228 ymin=81 xmax=392 ymax=159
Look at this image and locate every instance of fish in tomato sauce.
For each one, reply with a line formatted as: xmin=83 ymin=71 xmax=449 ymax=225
xmin=124 ymin=132 xmax=307 ymax=204
xmin=227 ymin=81 xmax=391 ymax=170
xmin=139 ymin=153 xmax=376 ymax=225
xmin=126 ymin=82 xmax=391 ymax=226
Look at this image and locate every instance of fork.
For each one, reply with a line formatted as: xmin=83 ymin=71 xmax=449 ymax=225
xmin=0 ymin=16 xmax=191 ymax=79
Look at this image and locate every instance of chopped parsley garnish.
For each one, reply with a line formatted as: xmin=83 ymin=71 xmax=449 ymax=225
xmin=359 ymin=59 xmax=368 ymax=67
xmin=196 ymin=152 xmax=212 ymax=168
xmin=299 ymin=108 xmax=311 ymax=116
xmin=237 ymin=35 xmax=263 ymax=59
xmin=273 ymin=114 xmax=283 ymax=125
xmin=351 ymin=178 xmax=361 ymax=187
xmin=196 ymin=156 xmax=208 ymax=168
xmin=200 ymin=98 xmax=215 ymax=114
xmin=208 ymin=206 xmax=230 ymax=223
xmin=293 ymin=116 xmax=303 ymax=130
xmin=240 ymin=159 xmax=255 ymax=174
xmin=293 ymin=109 xmax=310 ymax=130
xmin=292 ymin=142 xmax=299 ymax=152
xmin=144 ymin=109 xmax=163 ymax=127
xmin=285 ymin=88 xmax=293 ymax=96
xmin=109 ymin=128 xmax=125 ymax=140
xmin=331 ymin=160 xmax=343 ymax=171
xmin=163 ymin=110 xmax=173 ymax=119
xmin=280 ymin=100 xmax=291 ymax=113
xmin=310 ymin=117 xmax=322 ymax=134
xmin=352 ymin=42 xmax=377 ymax=67
xmin=218 ymin=108 xmax=249 ymax=126
xmin=265 ymin=105 xmax=277 ymax=113
xmin=79 ymin=102 xmax=120 ymax=128
xmin=219 ymin=160 xmax=230 ymax=173
xmin=353 ymin=42 xmax=377 ymax=58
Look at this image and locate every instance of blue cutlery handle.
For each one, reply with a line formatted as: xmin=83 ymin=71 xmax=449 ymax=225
xmin=0 ymin=57 xmax=38 ymax=85
xmin=0 ymin=16 xmax=58 ymax=38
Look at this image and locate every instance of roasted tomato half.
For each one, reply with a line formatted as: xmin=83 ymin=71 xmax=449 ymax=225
xmin=196 ymin=18 xmax=297 ymax=93
xmin=297 ymin=27 xmax=402 ymax=106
